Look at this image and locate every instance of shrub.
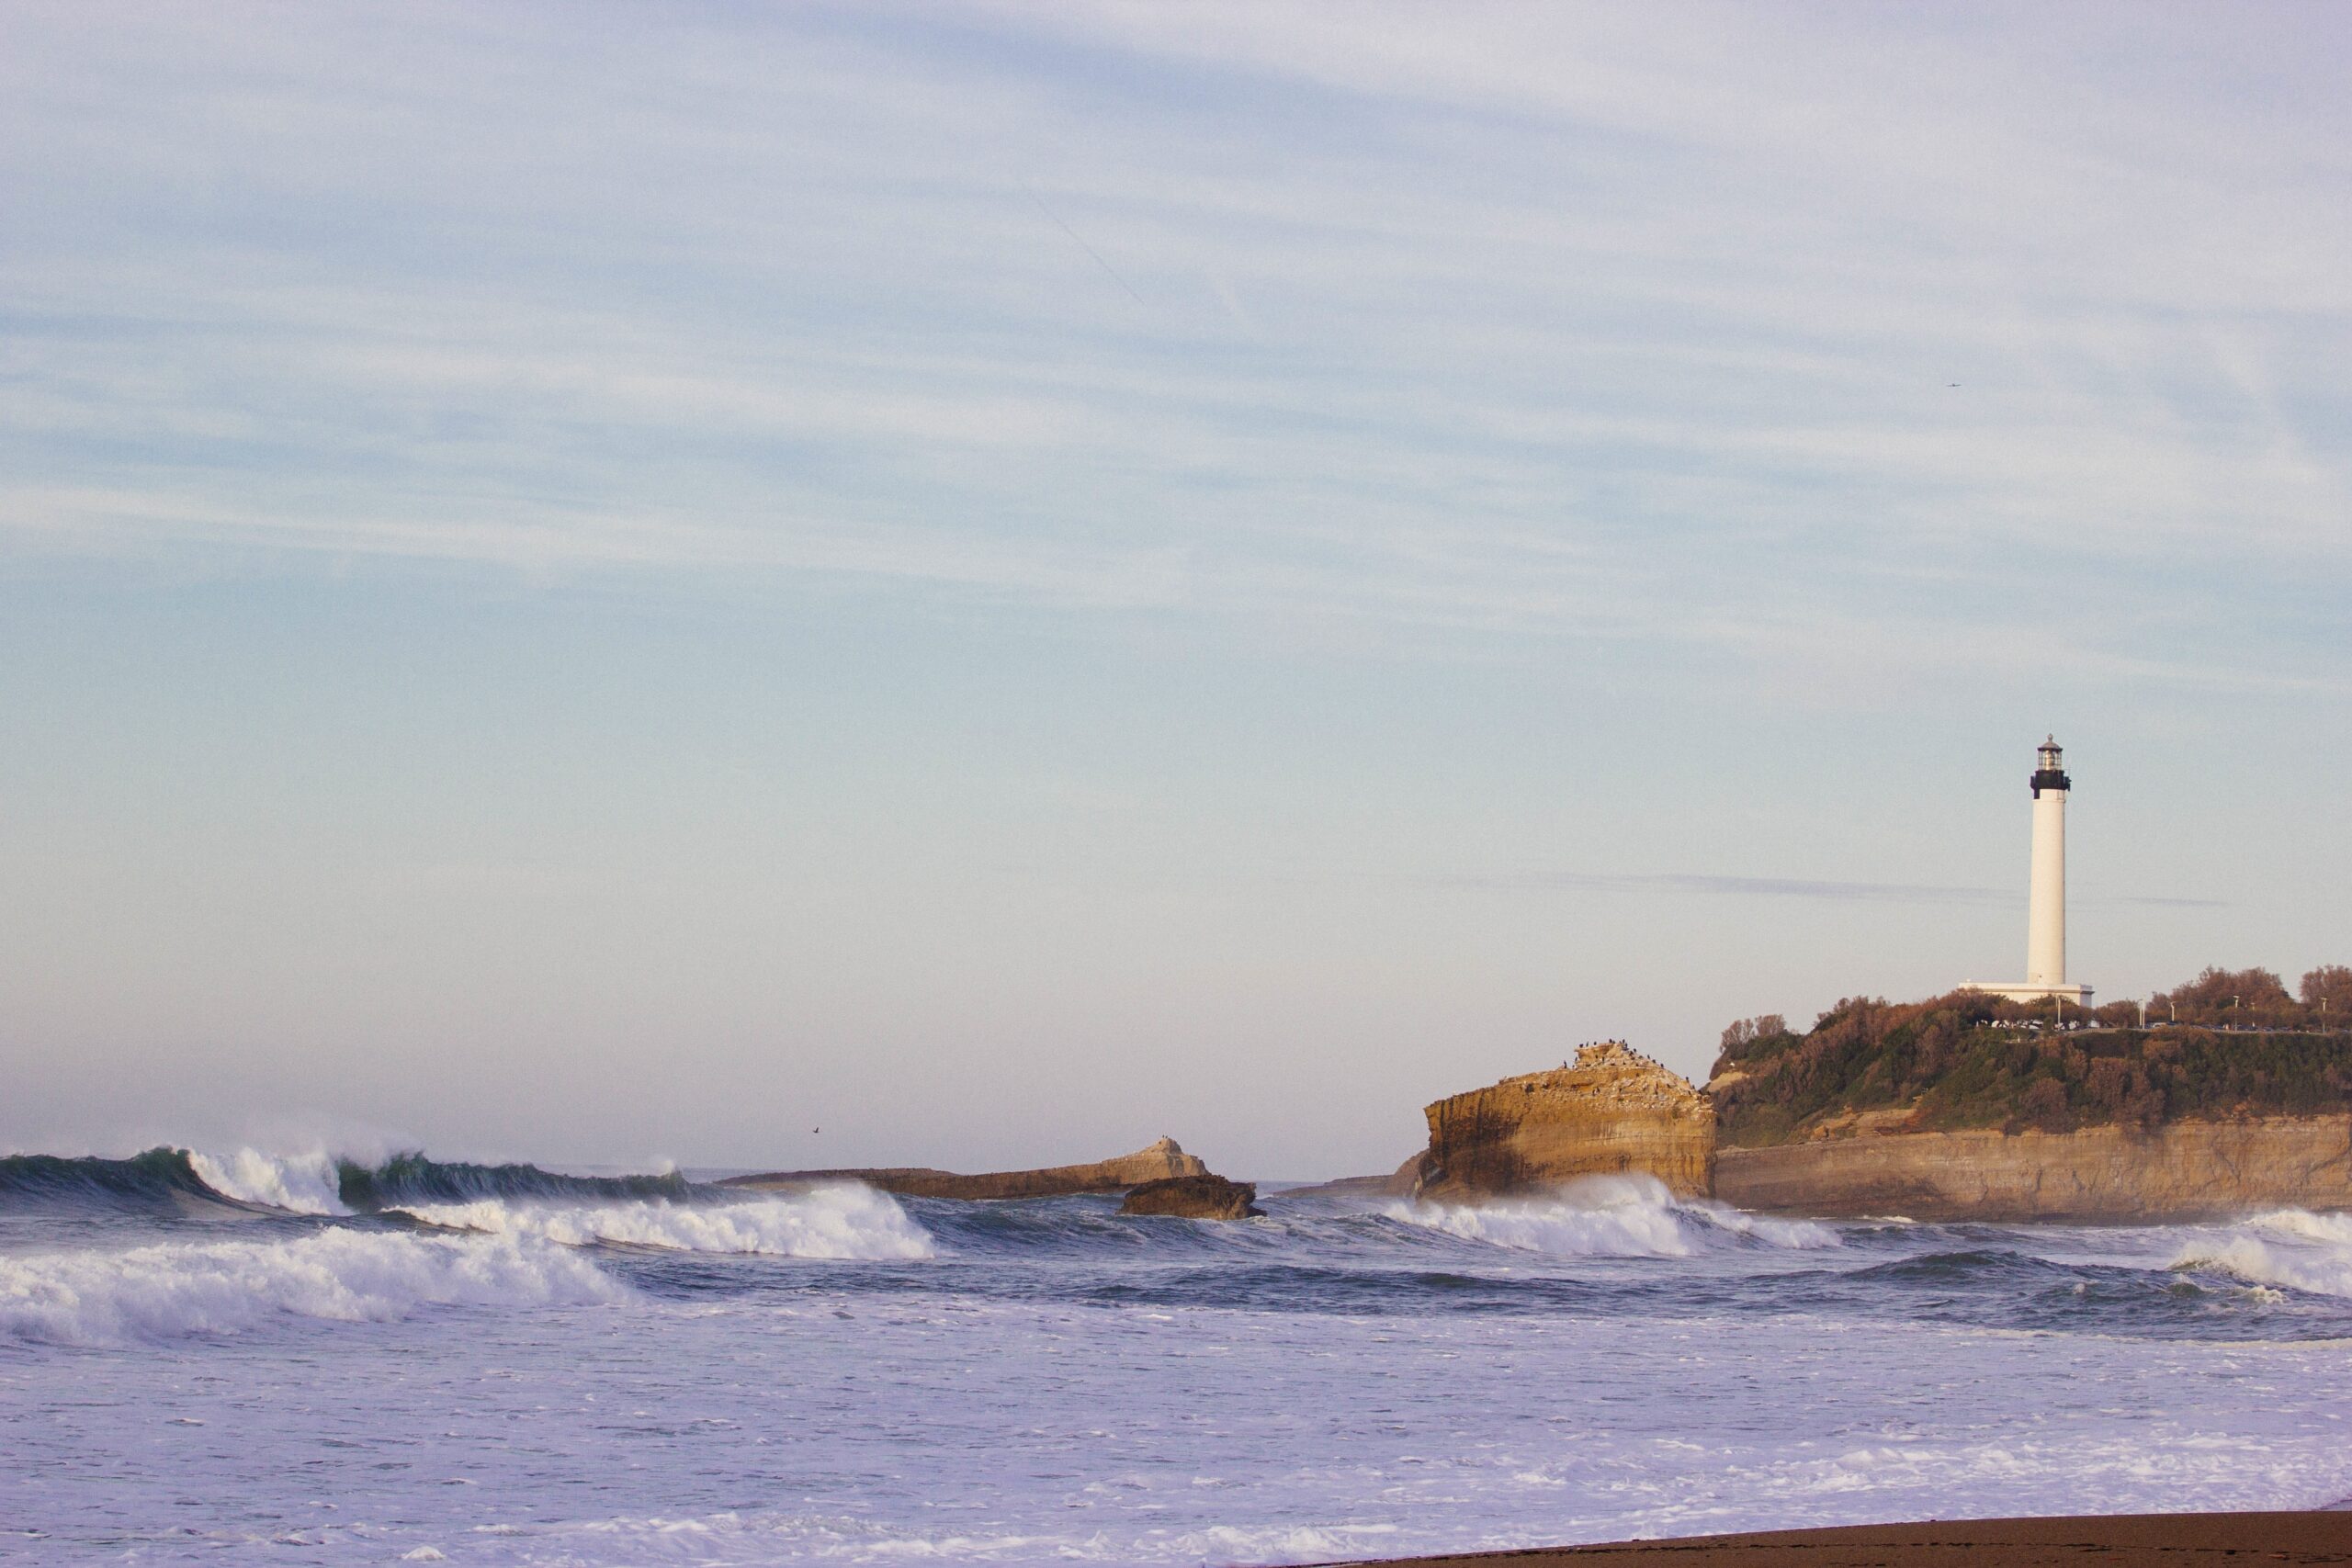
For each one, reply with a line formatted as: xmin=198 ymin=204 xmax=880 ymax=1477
xmin=1712 ymin=971 xmax=2352 ymax=1146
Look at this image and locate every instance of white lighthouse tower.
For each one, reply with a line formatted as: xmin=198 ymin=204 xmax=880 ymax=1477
xmin=2024 ymin=737 xmax=2069 ymax=989
xmin=1966 ymin=736 xmax=2092 ymax=1008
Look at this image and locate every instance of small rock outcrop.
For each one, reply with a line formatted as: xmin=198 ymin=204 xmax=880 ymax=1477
xmin=1275 ymin=1154 xmax=1427 ymax=1200
xmin=1412 ymin=1043 xmax=1716 ymax=1201
xmin=723 ymin=1136 xmax=1211 ymax=1201
xmin=1119 ymin=1173 xmax=1262 ymax=1220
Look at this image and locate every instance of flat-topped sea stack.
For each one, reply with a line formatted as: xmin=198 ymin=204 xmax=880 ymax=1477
xmin=723 ymin=1136 xmax=1211 ymax=1201
xmin=1410 ymin=1043 xmax=1716 ymax=1202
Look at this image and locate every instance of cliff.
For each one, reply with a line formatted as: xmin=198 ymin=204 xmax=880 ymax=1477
xmin=1715 ymin=1115 xmax=2352 ymax=1222
xmin=1412 ymin=1043 xmax=1715 ymax=1201
xmin=1709 ymin=993 xmax=2352 ymax=1146
xmin=1698 ymin=988 xmax=2352 ymax=1219
xmin=724 ymin=1136 xmax=1210 ymax=1201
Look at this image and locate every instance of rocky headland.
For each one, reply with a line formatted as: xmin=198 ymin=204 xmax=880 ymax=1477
xmin=1372 ymin=976 xmax=2352 ymax=1220
xmin=1407 ymin=1042 xmax=1716 ymax=1201
xmin=724 ymin=1136 xmax=1210 ymax=1201
xmin=1702 ymin=986 xmax=2352 ymax=1220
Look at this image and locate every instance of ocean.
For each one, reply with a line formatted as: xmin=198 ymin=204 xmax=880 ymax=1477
xmin=6 ymin=1149 xmax=2352 ymax=1565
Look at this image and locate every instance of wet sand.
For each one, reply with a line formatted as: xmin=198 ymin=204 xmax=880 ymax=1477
xmin=1346 ymin=1511 xmax=2352 ymax=1567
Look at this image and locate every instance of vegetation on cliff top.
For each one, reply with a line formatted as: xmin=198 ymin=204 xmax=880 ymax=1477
xmin=1709 ymin=966 xmax=2352 ymax=1147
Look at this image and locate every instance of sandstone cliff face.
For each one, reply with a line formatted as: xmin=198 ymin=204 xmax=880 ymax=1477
xmin=1715 ymin=1116 xmax=2352 ymax=1222
xmin=725 ymin=1136 xmax=1211 ymax=1201
xmin=1413 ymin=1043 xmax=1715 ymax=1201
xmin=1119 ymin=1173 xmax=1262 ymax=1220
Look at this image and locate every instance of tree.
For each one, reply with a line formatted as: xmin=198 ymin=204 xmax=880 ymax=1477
xmin=1718 ymin=1014 xmax=1789 ymax=1056
xmin=2093 ymin=999 xmax=2141 ymax=1029
xmin=2153 ymin=966 xmax=2294 ymax=1027
xmin=2304 ymin=965 xmax=2352 ymax=1025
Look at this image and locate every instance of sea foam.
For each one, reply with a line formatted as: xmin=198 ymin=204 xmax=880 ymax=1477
xmin=188 ymin=1147 xmax=350 ymax=1216
xmin=0 ymin=1228 xmax=620 ymax=1347
xmin=391 ymin=1185 xmax=937 ymax=1259
xmin=2170 ymin=1208 xmax=2352 ymax=1300
xmin=1388 ymin=1175 xmax=1838 ymax=1258
xmin=459 ymin=1509 xmax=1412 ymax=1565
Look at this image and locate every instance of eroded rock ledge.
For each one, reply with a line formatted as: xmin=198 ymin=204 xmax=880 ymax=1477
xmin=723 ymin=1136 xmax=1210 ymax=1201
xmin=1119 ymin=1173 xmax=1262 ymax=1220
xmin=1409 ymin=1043 xmax=1716 ymax=1201
xmin=1715 ymin=1115 xmax=2352 ymax=1222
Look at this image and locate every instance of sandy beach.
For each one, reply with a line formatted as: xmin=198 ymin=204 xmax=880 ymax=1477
xmin=1351 ymin=1511 xmax=2352 ymax=1566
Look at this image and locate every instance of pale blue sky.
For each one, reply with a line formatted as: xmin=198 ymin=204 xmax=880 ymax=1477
xmin=3 ymin=3 xmax=2346 ymax=1175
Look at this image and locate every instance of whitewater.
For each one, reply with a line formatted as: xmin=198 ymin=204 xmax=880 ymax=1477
xmin=6 ymin=1150 xmax=2352 ymax=1565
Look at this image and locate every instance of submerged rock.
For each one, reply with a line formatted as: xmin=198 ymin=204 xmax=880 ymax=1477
xmin=1412 ymin=1042 xmax=1715 ymax=1202
xmin=1119 ymin=1173 xmax=1262 ymax=1220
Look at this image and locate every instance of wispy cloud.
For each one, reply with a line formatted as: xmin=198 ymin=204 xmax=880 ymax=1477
xmin=0 ymin=2 xmax=2346 ymax=695
xmin=1427 ymin=870 xmax=2016 ymax=906
xmin=1417 ymin=870 xmax=2225 ymax=909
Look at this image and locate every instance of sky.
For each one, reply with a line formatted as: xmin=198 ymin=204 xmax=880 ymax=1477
xmin=2 ymin=2 xmax=2347 ymax=1178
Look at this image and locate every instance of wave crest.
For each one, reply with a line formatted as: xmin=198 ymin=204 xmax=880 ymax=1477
xmin=336 ymin=1153 xmax=697 ymax=1209
xmin=0 ymin=1147 xmax=220 ymax=1211
xmin=2171 ymin=1208 xmax=2352 ymax=1300
xmin=393 ymin=1187 xmax=937 ymax=1260
xmin=0 ymin=1229 xmax=621 ymax=1347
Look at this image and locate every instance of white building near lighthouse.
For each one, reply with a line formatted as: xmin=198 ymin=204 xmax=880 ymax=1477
xmin=1965 ymin=737 xmax=2094 ymax=1008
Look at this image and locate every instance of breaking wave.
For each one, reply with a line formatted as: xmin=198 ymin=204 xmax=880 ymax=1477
xmin=0 ymin=1145 xmax=713 ymax=1217
xmin=188 ymin=1148 xmax=349 ymax=1216
xmin=394 ymin=1187 xmax=937 ymax=1259
xmin=0 ymin=1229 xmax=621 ymax=1347
xmin=1683 ymin=1198 xmax=1842 ymax=1249
xmin=1386 ymin=1176 xmax=1839 ymax=1258
xmin=0 ymin=1145 xmax=938 ymax=1348
xmin=2170 ymin=1209 xmax=2352 ymax=1301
